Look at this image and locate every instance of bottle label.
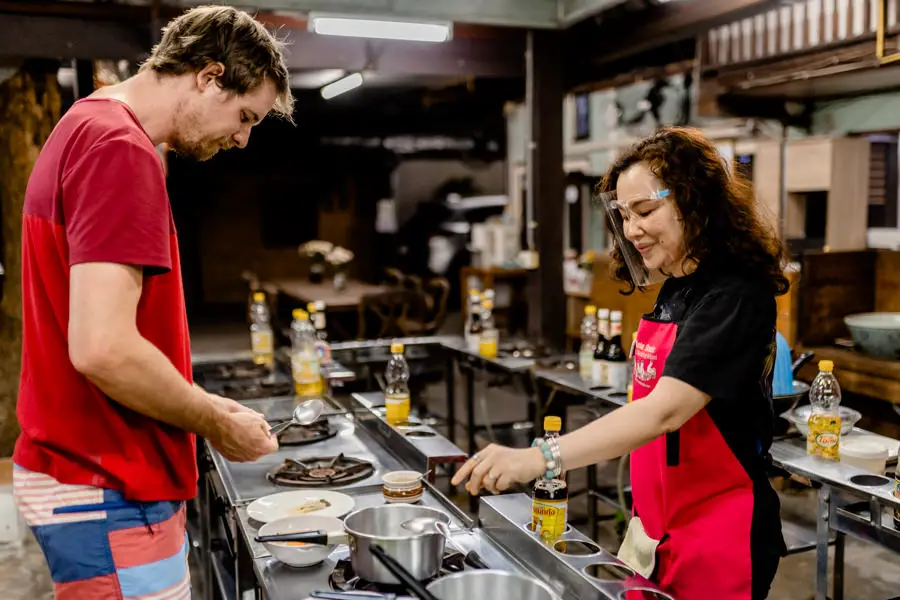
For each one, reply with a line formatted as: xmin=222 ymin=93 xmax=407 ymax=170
xmin=386 ymin=392 xmax=411 ymax=424
xmin=807 ymin=413 xmax=841 ymax=460
xmin=592 ymin=360 xmax=608 ymax=387
xmin=578 ymin=351 xmax=593 ymax=379
xmin=893 ymin=478 xmax=900 ymax=524
xmin=251 ymin=331 xmax=273 ymax=365
xmin=292 ymin=353 xmax=320 ymax=385
xmin=466 ymin=334 xmax=481 ymax=353
xmin=608 ymin=363 xmax=629 ymax=393
xmin=479 ymin=329 xmax=498 ymax=358
xmin=531 ymin=498 xmax=567 ymax=544
xmin=314 ymin=340 xmax=332 ymax=363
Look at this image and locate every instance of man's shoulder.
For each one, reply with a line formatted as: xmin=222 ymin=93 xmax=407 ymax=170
xmin=60 ymin=98 xmax=155 ymax=157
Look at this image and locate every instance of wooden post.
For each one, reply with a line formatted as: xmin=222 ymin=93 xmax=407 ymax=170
xmin=0 ymin=61 xmax=61 ymax=455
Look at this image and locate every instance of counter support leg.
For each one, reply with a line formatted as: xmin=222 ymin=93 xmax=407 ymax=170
xmin=464 ymin=366 xmax=479 ymax=515
xmin=445 ymin=354 xmax=456 ymax=445
xmin=833 ymin=531 xmax=845 ymax=600
xmin=587 ymin=464 xmax=598 ymax=541
xmin=815 ymin=485 xmax=831 ymax=600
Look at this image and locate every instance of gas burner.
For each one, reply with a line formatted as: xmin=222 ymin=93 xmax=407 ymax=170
xmin=266 ymin=454 xmax=375 ymax=487
xmin=497 ymin=342 xmax=552 ymax=360
xmin=220 ymin=380 xmax=293 ymax=400
xmin=274 ymin=420 xmax=338 ymax=446
xmin=329 ymin=552 xmax=466 ymax=592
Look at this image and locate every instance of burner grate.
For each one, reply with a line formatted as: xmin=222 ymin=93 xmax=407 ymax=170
xmin=329 ymin=551 xmax=466 ymax=592
xmin=275 ymin=420 xmax=338 ymax=446
xmin=266 ymin=454 xmax=375 ymax=487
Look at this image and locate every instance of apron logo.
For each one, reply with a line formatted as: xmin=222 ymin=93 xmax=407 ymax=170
xmin=634 ymin=360 xmax=657 ymax=383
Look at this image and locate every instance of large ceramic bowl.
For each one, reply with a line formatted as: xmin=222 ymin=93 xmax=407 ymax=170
xmin=844 ymin=312 xmax=900 ymax=360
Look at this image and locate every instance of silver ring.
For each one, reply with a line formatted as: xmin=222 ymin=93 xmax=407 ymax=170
xmin=472 ymin=453 xmax=482 ymax=461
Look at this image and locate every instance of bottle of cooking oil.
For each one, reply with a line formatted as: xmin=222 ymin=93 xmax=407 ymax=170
xmin=531 ymin=416 xmax=568 ymax=546
xmin=627 ymin=332 xmax=637 ymax=402
xmin=290 ymin=309 xmax=322 ymax=397
xmin=807 ymin=360 xmax=842 ymax=461
xmin=478 ymin=296 xmax=498 ymax=359
xmin=385 ymin=342 xmax=411 ymax=425
xmin=579 ymin=305 xmax=598 ymax=380
xmin=605 ymin=311 xmax=629 ymax=393
xmin=249 ymin=292 xmax=274 ymax=369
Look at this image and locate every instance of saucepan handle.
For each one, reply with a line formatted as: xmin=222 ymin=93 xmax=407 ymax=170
xmin=370 ymin=544 xmax=441 ymax=600
xmin=255 ymin=529 xmax=329 ymax=545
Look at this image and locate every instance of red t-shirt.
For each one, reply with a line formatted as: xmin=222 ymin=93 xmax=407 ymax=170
xmin=14 ymin=98 xmax=197 ymax=502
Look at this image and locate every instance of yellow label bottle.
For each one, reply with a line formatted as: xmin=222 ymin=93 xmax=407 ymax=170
xmin=807 ymin=414 xmax=841 ymax=460
xmin=385 ymin=392 xmax=411 ymax=425
xmin=292 ymin=352 xmax=322 ymax=396
xmin=251 ymin=330 xmax=274 ymax=367
xmin=531 ymin=479 xmax=568 ymax=545
xmin=385 ymin=342 xmax=411 ymax=425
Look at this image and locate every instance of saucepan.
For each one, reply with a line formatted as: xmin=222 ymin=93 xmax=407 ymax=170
xmin=256 ymin=504 xmax=450 ymax=584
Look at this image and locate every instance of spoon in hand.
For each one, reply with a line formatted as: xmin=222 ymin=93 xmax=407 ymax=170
xmin=268 ymin=399 xmax=325 ymax=437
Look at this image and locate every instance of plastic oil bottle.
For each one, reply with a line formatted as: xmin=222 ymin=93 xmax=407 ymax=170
xmin=478 ymin=295 xmax=498 ymax=359
xmin=627 ymin=332 xmax=637 ymax=403
xmin=290 ymin=309 xmax=322 ymax=397
xmin=807 ymin=360 xmax=842 ymax=461
xmin=531 ymin=416 xmax=568 ymax=546
xmin=579 ymin=305 xmax=598 ymax=380
xmin=249 ymin=292 xmax=274 ymax=370
xmin=385 ymin=342 xmax=411 ymax=425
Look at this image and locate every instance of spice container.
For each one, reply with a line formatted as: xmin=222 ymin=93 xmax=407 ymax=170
xmin=382 ymin=471 xmax=424 ymax=504
xmin=839 ymin=438 xmax=890 ymax=475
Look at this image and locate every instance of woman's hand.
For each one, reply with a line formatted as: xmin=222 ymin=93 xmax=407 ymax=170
xmin=451 ymin=444 xmax=546 ymax=495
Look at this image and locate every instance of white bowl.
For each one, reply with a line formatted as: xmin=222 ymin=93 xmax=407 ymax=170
xmin=257 ymin=515 xmax=344 ymax=567
xmin=844 ymin=312 xmax=900 ymax=360
xmin=840 ymin=437 xmax=890 ymax=475
xmin=785 ymin=405 xmax=862 ymax=437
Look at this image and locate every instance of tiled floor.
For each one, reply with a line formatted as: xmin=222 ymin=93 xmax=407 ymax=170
xmin=5 ymin=318 xmax=899 ymax=600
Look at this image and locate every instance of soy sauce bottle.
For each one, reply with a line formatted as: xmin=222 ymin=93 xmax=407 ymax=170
xmin=605 ymin=311 xmax=628 ymax=393
xmin=531 ymin=416 xmax=568 ymax=547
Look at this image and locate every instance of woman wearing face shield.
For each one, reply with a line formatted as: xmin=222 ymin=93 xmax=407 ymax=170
xmin=452 ymin=127 xmax=789 ymax=600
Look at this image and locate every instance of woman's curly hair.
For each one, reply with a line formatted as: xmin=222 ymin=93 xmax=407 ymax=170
xmin=596 ymin=126 xmax=790 ymax=297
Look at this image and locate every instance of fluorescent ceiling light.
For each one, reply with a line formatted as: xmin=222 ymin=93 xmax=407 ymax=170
xmin=321 ymin=72 xmax=364 ymax=100
xmin=291 ymin=69 xmax=346 ymax=89
xmin=308 ymin=14 xmax=452 ymax=43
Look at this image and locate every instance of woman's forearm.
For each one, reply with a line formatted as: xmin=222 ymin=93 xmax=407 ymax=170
xmin=557 ymin=400 xmax=668 ymax=471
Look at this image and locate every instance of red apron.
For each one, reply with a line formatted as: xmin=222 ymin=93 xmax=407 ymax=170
xmin=629 ymin=317 xmax=755 ymax=600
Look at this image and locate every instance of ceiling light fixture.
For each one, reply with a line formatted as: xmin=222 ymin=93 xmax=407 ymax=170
xmin=321 ymin=72 xmax=364 ymax=100
xmin=308 ymin=13 xmax=452 ymax=43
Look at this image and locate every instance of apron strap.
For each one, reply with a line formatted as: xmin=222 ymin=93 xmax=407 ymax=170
xmin=666 ymin=431 xmax=680 ymax=467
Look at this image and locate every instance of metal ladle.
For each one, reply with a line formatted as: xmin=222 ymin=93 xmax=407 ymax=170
xmin=268 ymin=399 xmax=325 ymax=437
xmin=400 ymin=518 xmax=490 ymax=569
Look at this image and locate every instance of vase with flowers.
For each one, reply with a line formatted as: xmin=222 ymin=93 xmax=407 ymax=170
xmin=299 ymin=240 xmax=334 ymax=284
xmin=327 ymin=246 xmax=354 ymax=292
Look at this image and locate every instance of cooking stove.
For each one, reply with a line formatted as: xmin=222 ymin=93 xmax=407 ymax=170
xmin=274 ymin=421 xmax=338 ymax=446
xmin=193 ymin=359 xmax=293 ymax=400
xmin=329 ymin=550 xmax=469 ymax=593
xmin=266 ymin=454 xmax=375 ymax=487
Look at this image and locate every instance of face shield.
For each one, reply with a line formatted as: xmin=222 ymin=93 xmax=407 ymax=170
xmin=594 ymin=186 xmax=677 ymax=288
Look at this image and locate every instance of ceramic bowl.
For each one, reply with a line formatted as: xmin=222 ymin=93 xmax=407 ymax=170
xmin=844 ymin=312 xmax=900 ymax=360
xmin=257 ymin=514 xmax=343 ymax=567
xmin=382 ymin=470 xmax=424 ymax=504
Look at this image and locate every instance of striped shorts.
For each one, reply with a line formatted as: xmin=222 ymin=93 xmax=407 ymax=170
xmin=13 ymin=465 xmax=192 ymax=600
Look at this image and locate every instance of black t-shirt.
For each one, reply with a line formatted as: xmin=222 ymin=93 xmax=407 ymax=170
xmin=649 ymin=264 xmax=778 ymax=457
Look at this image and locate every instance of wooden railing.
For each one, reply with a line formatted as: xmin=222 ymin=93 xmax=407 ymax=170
xmin=701 ymin=0 xmax=900 ymax=69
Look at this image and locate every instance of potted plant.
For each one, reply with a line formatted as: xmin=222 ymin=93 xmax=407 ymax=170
xmin=327 ymin=246 xmax=354 ymax=292
xmin=298 ymin=240 xmax=334 ymax=284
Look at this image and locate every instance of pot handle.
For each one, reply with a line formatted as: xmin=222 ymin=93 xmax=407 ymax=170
xmin=370 ymin=544 xmax=440 ymax=600
xmin=255 ymin=529 xmax=336 ymax=545
xmin=464 ymin=550 xmax=490 ymax=570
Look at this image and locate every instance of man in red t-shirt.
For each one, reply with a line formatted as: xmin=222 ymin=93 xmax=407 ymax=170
xmin=12 ymin=7 xmax=293 ymax=598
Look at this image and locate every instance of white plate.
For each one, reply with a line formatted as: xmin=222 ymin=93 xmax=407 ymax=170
xmin=247 ymin=490 xmax=355 ymax=523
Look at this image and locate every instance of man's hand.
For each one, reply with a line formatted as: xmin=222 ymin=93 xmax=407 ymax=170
xmin=207 ymin=410 xmax=279 ymax=463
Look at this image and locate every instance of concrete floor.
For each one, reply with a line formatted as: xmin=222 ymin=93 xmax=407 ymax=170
xmin=4 ymin=318 xmax=898 ymax=600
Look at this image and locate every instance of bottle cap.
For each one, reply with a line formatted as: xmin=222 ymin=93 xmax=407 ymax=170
xmin=390 ymin=342 xmax=404 ymax=354
xmin=610 ymin=310 xmax=623 ymax=321
xmin=482 ymin=299 xmax=494 ymax=310
xmin=585 ymin=305 xmax=597 ymax=315
xmin=544 ymin=416 xmax=562 ymax=432
xmin=293 ymin=309 xmax=308 ymax=320
xmin=253 ymin=292 xmax=265 ymax=302
xmin=819 ymin=359 xmax=834 ymax=372
xmin=598 ymin=308 xmax=610 ymax=317
xmin=315 ymin=300 xmax=326 ymax=311
xmin=307 ymin=302 xmax=317 ymax=313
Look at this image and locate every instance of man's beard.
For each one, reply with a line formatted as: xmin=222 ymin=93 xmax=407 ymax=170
xmin=169 ymin=135 xmax=223 ymax=162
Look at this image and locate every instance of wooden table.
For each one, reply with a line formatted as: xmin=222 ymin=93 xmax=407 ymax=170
xmin=268 ymin=278 xmax=387 ymax=310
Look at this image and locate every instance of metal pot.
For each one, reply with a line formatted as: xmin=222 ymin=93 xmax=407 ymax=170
xmin=426 ymin=570 xmax=559 ymax=600
xmin=343 ymin=504 xmax=450 ymax=584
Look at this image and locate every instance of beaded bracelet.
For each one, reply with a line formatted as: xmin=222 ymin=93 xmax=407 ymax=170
xmin=531 ymin=437 xmax=563 ymax=480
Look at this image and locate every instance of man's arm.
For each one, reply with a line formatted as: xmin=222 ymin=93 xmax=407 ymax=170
xmin=69 ymin=262 xmax=277 ymax=461
xmin=69 ymin=262 xmax=222 ymax=437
